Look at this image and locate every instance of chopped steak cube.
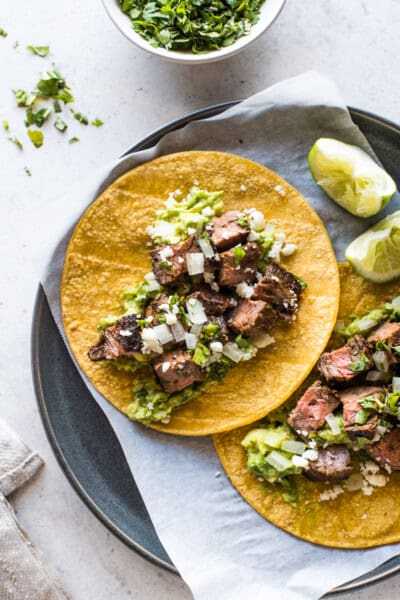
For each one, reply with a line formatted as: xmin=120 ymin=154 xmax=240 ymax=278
xmin=318 ymin=335 xmax=373 ymax=384
xmin=152 ymin=349 xmax=204 ymax=393
xmin=305 ymin=445 xmax=353 ymax=481
xmin=339 ymin=386 xmax=382 ymax=440
xmin=151 ymin=235 xmax=197 ymax=286
xmin=253 ymin=264 xmax=302 ymax=323
xmin=187 ymin=285 xmax=230 ymax=316
xmin=218 ymin=243 xmax=259 ymax=287
xmin=88 ymin=314 xmax=142 ymax=361
xmin=228 ymin=298 xmax=276 ymax=336
xmin=210 ymin=210 xmax=249 ymax=251
xmin=367 ymin=428 xmax=400 ymax=470
xmin=368 ymin=321 xmax=400 ymax=347
xmin=287 ymin=381 xmax=340 ymax=438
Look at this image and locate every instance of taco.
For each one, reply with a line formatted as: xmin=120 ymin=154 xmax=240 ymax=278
xmin=214 ymin=263 xmax=400 ymax=548
xmin=61 ymin=151 xmax=339 ymax=436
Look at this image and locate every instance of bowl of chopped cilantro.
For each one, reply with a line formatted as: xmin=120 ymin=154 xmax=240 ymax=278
xmin=103 ymin=0 xmax=286 ymax=62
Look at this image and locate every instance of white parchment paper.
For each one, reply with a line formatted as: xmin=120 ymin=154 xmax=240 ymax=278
xmin=41 ymin=72 xmax=400 ymax=600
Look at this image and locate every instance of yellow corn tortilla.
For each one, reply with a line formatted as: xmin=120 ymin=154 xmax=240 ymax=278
xmin=61 ymin=151 xmax=339 ymax=436
xmin=214 ymin=263 xmax=400 ymax=548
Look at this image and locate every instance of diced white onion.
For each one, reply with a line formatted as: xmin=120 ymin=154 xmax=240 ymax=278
xmin=393 ymin=377 xmax=400 ymax=393
xmin=153 ymin=324 xmax=174 ymax=345
xmin=141 ymin=328 xmax=163 ymax=354
xmin=358 ymin=318 xmax=378 ymax=332
xmin=171 ymin=320 xmax=186 ymax=342
xmin=190 ymin=323 xmax=203 ymax=336
xmin=159 ymin=246 xmax=174 ymax=260
xmin=198 ymin=237 xmax=214 ymax=259
xmin=325 ymin=413 xmax=341 ymax=436
xmin=392 ymin=296 xmax=400 ymax=310
xmin=281 ymin=440 xmax=306 ymax=455
xmin=291 ymin=455 xmax=309 ymax=469
xmin=281 ymin=243 xmax=298 ymax=257
xmin=249 ymin=210 xmax=265 ymax=232
xmin=186 ymin=253 xmax=205 ymax=276
xmin=144 ymin=272 xmax=161 ymax=291
xmin=252 ymin=332 xmax=275 ymax=349
xmin=165 ymin=313 xmax=177 ymax=326
xmin=366 ymin=370 xmax=385 ymax=382
xmin=264 ymin=223 xmax=275 ymax=236
xmin=210 ymin=341 xmax=223 ymax=354
xmin=184 ymin=332 xmax=198 ymax=350
xmin=265 ymin=450 xmax=293 ymax=472
xmin=222 ymin=342 xmax=245 ymax=363
xmin=152 ymin=220 xmax=175 ymax=241
xmin=186 ymin=298 xmax=208 ymax=324
xmin=302 ymin=449 xmax=319 ymax=462
xmin=373 ymin=350 xmax=390 ymax=373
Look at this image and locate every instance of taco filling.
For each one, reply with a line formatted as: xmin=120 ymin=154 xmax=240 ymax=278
xmin=87 ymin=186 xmax=306 ymax=425
xmin=242 ymin=296 xmax=400 ymax=504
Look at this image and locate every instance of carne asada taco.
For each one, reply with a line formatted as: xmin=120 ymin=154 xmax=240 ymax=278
xmin=61 ymin=151 xmax=339 ymax=436
xmin=214 ymin=263 xmax=400 ymax=547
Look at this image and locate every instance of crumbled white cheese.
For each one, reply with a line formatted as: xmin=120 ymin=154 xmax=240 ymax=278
xmin=274 ymin=184 xmax=286 ymax=196
xmin=187 ymin=227 xmax=196 ymax=236
xmin=319 ymin=485 xmax=344 ymax=502
xmin=344 ymin=473 xmax=364 ymax=491
xmin=361 ymin=513 xmax=368 ymax=520
xmin=252 ymin=332 xmax=275 ymax=349
xmin=161 ymin=361 xmax=171 ymax=373
xmin=249 ymin=210 xmax=265 ymax=232
xmin=159 ymin=303 xmax=170 ymax=312
xmin=159 ymin=246 xmax=174 ymax=260
xmin=161 ymin=418 xmax=170 ymax=424
xmin=248 ymin=230 xmax=259 ymax=242
xmin=236 ymin=282 xmax=254 ymax=298
xmin=292 ymin=455 xmax=309 ymax=469
xmin=177 ymin=256 xmax=185 ymax=264
xmin=166 ymin=313 xmax=178 ymax=326
xmin=215 ymin=471 xmax=222 ymax=478
xmin=302 ymin=449 xmax=318 ymax=462
xmin=141 ymin=328 xmax=163 ymax=354
xmin=240 ymin=184 xmax=247 ymax=192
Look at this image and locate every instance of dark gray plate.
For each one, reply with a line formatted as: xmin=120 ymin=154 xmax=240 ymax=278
xmin=32 ymin=104 xmax=400 ymax=594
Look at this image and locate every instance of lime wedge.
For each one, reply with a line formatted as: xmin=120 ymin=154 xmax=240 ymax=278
xmin=345 ymin=210 xmax=400 ymax=282
xmin=309 ymin=138 xmax=396 ymax=218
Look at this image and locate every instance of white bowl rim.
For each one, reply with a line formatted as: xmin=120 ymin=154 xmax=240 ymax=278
xmin=102 ymin=0 xmax=287 ymax=64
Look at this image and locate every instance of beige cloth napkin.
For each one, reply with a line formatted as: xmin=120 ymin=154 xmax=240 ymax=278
xmin=0 ymin=419 xmax=69 ymax=600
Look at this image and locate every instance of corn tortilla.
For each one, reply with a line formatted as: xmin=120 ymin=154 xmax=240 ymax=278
xmin=214 ymin=263 xmax=400 ymax=547
xmin=61 ymin=151 xmax=339 ymax=436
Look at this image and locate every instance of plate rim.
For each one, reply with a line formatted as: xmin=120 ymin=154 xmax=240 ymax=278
xmin=32 ymin=101 xmax=400 ymax=593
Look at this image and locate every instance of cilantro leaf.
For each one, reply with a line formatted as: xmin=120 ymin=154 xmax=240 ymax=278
xmin=233 ymin=245 xmax=246 ymax=266
xmin=24 ymin=166 xmax=32 ymax=176
xmin=68 ymin=136 xmax=80 ymax=144
xmin=53 ymin=100 xmax=62 ymax=113
xmin=349 ymin=353 xmax=370 ymax=372
xmin=91 ymin=118 xmax=103 ymax=127
xmin=25 ymin=106 xmax=52 ymax=128
xmin=27 ymin=129 xmax=44 ymax=148
xmin=8 ymin=136 xmax=23 ymax=150
xmin=27 ymin=45 xmax=50 ymax=57
xmin=0 ymin=28 xmax=7 ymax=38
xmin=71 ymin=109 xmax=89 ymax=125
xmin=3 ymin=120 xmax=9 ymax=131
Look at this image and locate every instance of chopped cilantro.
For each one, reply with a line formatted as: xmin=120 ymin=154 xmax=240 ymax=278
xmin=354 ymin=408 xmax=371 ymax=425
xmin=349 ymin=353 xmax=370 ymax=372
xmin=54 ymin=117 xmax=68 ymax=132
xmin=91 ymin=118 xmax=103 ymax=127
xmin=233 ymin=245 xmax=246 ymax=266
xmin=238 ymin=214 xmax=249 ymax=227
xmin=25 ymin=106 xmax=52 ymax=128
xmin=27 ymin=45 xmax=50 ymax=57
xmin=13 ymin=89 xmax=37 ymax=108
xmin=375 ymin=340 xmax=391 ymax=351
xmin=202 ymin=321 xmax=221 ymax=341
xmin=119 ymin=0 xmax=264 ymax=53
xmin=294 ymin=275 xmax=308 ymax=291
xmin=13 ymin=41 xmax=19 ymax=49
xmin=235 ymin=334 xmax=252 ymax=350
xmin=3 ymin=120 xmax=9 ymax=131
xmin=0 ymin=28 xmax=7 ymax=38
xmin=24 ymin=166 xmax=32 ymax=176
xmin=159 ymin=260 xmax=172 ymax=270
xmin=71 ymin=109 xmax=89 ymax=125
xmin=206 ymin=356 xmax=232 ymax=380
xmin=8 ymin=136 xmax=23 ymax=150
xmin=192 ymin=342 xmax=211 ymax=366
xmin=35 ymin=69 xmax=74 ymax=103
xmin=53 ymin=100 xmax=62 ymax=113
xmin=68 ymin=136 xmax=80 ymax=144
xmin=27 ymin=129 xmax=44 ymax=148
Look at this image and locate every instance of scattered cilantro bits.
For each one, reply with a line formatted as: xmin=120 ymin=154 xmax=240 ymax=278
xmin=27 ymin=45 xmax=50 ymax=57
xmin=27 ymin=129 xmax=44 ymax=148
xmin=71 ymin=109 xmax=89 ymax=125
xmin=8 ymin=136 xmax=23 ymax=150
xmin=91 ymin=118 xmax=103 ymax=127
xmin=54 ymin=117 xmax=68 ymax=132
xmin=119 ymin=0 xmax=264 ymax=53
xmin=3 ymin=120 xmax=9 ymax=132
xmin=68 ymin=136 xmax=80 ymax=144
xmin=24 ymin=166 xmax=32 ymax=176
xmin=0 ymin=28 xmax=7 ymax=38
xmin=25 ymin=106 xmax=52 ymax=128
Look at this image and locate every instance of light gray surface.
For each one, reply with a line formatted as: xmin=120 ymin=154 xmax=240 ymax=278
xmin=1 ymin=0 xmax=400 ymax=598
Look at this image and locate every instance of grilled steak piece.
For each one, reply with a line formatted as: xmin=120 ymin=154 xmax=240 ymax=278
xmin=287 ymin=381 xmax=340 ymax=439
xmin=210 ymin=210 xmax=249 ymax=251
xmin=88 ymin=314 xmax=142 ymax=361
xmin=218 ymin=243 xmax=259 ymax=287
xmin=339 ymin=385 xmax=382 ymax=440
xmin=144 ymin=293 xmax=171 ymax=323
xmin=318 ymin=335 xmax=373 ymax=385
xmin=253 ymin=264 xmax=302 ymax=323
xmin=228 ymin=298 xmax=276 ymax=336
xmin=152 ymin=349 xmax=204 ymax=393
xmin=305 ymin=445 xmax=353 ymax=481
xmin=368 ymin=321 xmax=400 ymax=347
xmin=187 ymin=285 xmax=230 ymax=317
xmin=367 ymin=428 xmax=400 ymax=470
xmin=151 ymin=235 xmax=197 ymax=286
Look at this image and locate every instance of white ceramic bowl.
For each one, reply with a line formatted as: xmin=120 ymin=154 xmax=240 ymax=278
xmin=102 ymin=0 xmax=286 ymax=64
